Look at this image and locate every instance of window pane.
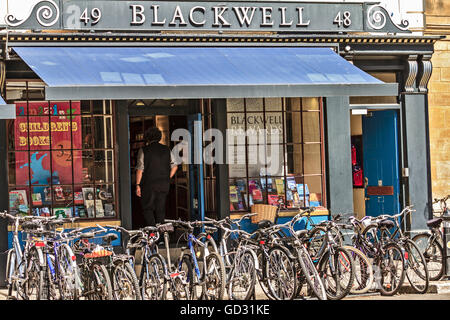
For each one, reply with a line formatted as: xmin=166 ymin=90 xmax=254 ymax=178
xmin=286 ymin=98 xmax=301 ymax=112
xmin=302 ymin=97 xmax=320 ymax=111
xmin=9 ymin=152 xmax=30 ymax=186
xmin=302 ymin=111 xmax=320 ymax=143
xmin=93 ymin=100 xmax=106 ymax=114
xmin=81 ymin=100 xmax=91 ymax=114
xmin=227 ymin=98 xmax=244 ymax=112
xmin=264 ymin=98 xmax=282 ymax=111
xmin=52 ymin=150 xmax=73 ymax=185
xmin=304 ymin=175 xmax=324 ymax=207
xmin=229 ymin=178 xmax=248 ymax=211
xmin=285 ymin=112 xmax=302 ymax=144
xmin=286 ymin=145 xmax=303 ymax=176
xmin=93 ymin=116 xmax=113 ymax=149
xmin=94 ymin=150 xmax=114 ymax=183
xmin=246 ymin=98 xmax=263 ymax=112
xmin=304 ymin=144 xmax=322 ymax=174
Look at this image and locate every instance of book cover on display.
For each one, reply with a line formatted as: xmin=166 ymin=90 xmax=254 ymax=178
xmin=40 ymin=207 xmax=51 ymax=217
xmin=53 ymin=208 xmax=72 ymax=219
xmin=32 ymin=193 xmax=43 ymax=206
xmin=74 ymin=192 xmax=84 ymax=204
xmin=104 ymin=203 xmax=115 ymax=217
xmin=275 ymin=179 xmax=285 ymax=194
xmin=267 ymin=194 xmax=280 ymax=206
xmin=95 ymin=201 xmax=105 ymax=217
xmin=74 ymin=206 xmax=86 ymax=218
xmin=85 ymin=200 xmax=95 ymax=217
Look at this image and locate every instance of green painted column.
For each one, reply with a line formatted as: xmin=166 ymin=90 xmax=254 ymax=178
xmin=325 ymin=96 xmax=354 ymax=218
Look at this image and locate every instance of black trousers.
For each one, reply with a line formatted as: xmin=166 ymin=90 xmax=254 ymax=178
xmin=141 ymin=189 xmax=168 ymax=227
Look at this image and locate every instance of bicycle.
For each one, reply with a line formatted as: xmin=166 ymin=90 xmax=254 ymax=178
xmin=412 ymin=219 xmax=444 ymax=281
xmin=212 ymin=221 xmax=258 ymax=300
xmin=1 ymin=211 xmax=52 ymax=300
xmin=205 ymin=215 xmax=258 ymax=300
xmin=304 ymin=218 xmax=355 ymax=300
xmin=167 ymin=219 xmax=226 ymax=300
xmin=141 ymin=222 xmax=191 ymax=300
xmin=97 ymin=225 xmax=142 ymax=300
xmin=71 ymin=228 xmax=114 ymax=300
xmin=349 ymin=215 xmax=406 ymax=296
xmin=269 ymin=212 xmax=328 ymax=300
xmin=373 ymin=206 xmax=429 ymax=294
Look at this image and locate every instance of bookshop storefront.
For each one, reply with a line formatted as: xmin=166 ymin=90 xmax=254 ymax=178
xmin=0 ymin=0 xmax=439 ymax=250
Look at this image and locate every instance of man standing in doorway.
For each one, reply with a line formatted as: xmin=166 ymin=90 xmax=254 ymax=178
xmin=135 ymin=127 xmax=178 ymax=226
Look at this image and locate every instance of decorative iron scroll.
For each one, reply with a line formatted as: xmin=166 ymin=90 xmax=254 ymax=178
xmin=5 ymin=0 xmax=60 ymax=28
xmin=365 ymin=4 xmax=410 ymax=33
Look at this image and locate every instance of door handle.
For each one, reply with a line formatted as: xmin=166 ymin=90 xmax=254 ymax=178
xmin=365 ymin=197 xmax=370 ymax=201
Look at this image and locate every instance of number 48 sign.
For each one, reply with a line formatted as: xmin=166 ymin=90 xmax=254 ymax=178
xmin=334 ymin=11 xmax=352 ymax=28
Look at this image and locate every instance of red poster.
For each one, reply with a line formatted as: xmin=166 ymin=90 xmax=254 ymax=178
xmin=14 ymin=102 xmax=82 ymax=187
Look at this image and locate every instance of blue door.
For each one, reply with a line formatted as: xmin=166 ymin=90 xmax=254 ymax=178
xmin=187 ymin=113 xmax=205 ymax=223
xmin=362 ymin=110 xmax=401 ymax=217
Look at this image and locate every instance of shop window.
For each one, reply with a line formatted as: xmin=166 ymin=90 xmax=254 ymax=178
xmin=227 ymin=97 xmax=326 ymax=212
xmin=7 ymin=97 xmax=117 ymax=219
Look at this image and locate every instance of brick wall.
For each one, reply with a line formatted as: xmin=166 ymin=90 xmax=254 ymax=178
xmin=425 ymin=0 xmax=450 ymax=200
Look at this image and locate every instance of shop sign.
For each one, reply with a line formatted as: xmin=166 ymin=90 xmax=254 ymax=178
xmin=4 ymin=1 xmax=410 ymax=33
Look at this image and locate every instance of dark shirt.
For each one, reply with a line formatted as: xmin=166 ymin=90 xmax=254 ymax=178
xmin=137 ymin=142 xmax=177 ymax=192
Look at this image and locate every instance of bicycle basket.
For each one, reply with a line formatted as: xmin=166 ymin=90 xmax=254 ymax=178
xmin=158 ymin=223 xmax=174 ymax=233
xmin=84 ymin=249 xmax=113 ymax=259
xmin=251 ymin=204 xmax=278 ymax=224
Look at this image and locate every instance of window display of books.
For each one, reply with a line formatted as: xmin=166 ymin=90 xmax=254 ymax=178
xmin=228 ymin=176 xmax=322 ymax=211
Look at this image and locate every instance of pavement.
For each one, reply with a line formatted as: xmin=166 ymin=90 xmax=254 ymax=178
xmin=1 ymin=280 xmax=450 ymax=301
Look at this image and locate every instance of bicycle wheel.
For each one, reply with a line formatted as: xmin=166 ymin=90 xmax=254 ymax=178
xmin=88 ymin=262 xmax=113 ymax=300
xmin=202 ymin=252 xmax=226 ymax=300
xmin=377 ymin=242 xmax=405 ymax=296
xmin=57 ymin=244 xmax=81 ymax=300
xmin=112 ymin=260 xmax=142 ymax=300
xmin=403 ymin=239 xmax=429 ymax=294
xmin=176 ymin=254 xmax=196 ymax=300
xmin=412 ymin=233 xmax=444 ymax=281
xmin=318 ymin=247 xmax=354 ymax=300
xmin=142 ymin=253 xmax=167 ymax=300
xmin=306 ymin=227 xmax=327 ymax=262
xmin=25 ymin=248 xmax=45 ymax=300
xmin=343 ymin=246 xmax=374 ymax=295
xmin=296 ymin=246 xmax=327 ymax=300
xmin=228 ymin=249 xmax=257 ymax=300
xmin=265 ymin=246 xmax=297 ymax=300
xmin=256 ymin=250 xmax=275 ymax=300
xmin=6 ymin=249 xmax=21 ymax=300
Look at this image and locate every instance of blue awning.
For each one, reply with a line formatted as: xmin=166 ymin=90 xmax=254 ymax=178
xmin=13 ymin=46 xmax=397 ymax=100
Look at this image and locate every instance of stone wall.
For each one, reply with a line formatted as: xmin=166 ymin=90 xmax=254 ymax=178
xmin=425 ymin=0 xmax=450 ymax=200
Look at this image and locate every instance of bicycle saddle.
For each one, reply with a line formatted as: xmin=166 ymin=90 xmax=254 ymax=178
xmin=427 ymin=218 xmax=442 ymax=229
xmin=379 ymin=220 xmax=395 ymax=229
xmin=257 ymin=220 xmax=273 ymax=229
xmin=102 ymin=233 xmax=118 ymax=243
